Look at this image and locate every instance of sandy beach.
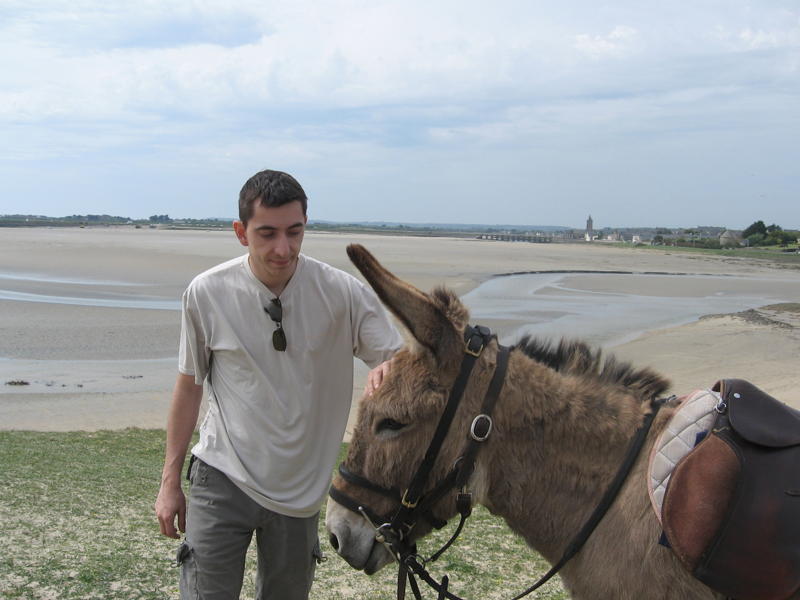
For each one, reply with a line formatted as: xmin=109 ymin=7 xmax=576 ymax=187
xmin=1 ymin=226 xmax=799 ymax=433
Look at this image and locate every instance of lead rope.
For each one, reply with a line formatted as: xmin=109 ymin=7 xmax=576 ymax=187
xmin=437 ymin=576 xmax=449 ymax=600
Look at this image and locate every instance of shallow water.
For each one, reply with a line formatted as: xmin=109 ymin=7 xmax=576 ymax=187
xmin=2 ymin=268 xmax=799 ymax=399
xmin=0 ymin=289 xmax=180 ymax=310
xmin=461 ymin=272 xmax=800 ymax=348
xmin=0 ymin=270 xmax=179 ymax=310
xmin=1 ymin=269 xmax=798 ymax=347
xmin=0 ymin=271 xmax=147 ymax=286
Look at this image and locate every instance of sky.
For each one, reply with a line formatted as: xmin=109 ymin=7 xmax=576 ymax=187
xmin=1 ymin=1 xmax=798 ymax=229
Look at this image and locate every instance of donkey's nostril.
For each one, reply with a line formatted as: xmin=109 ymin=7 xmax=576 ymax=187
xmin=329 ymin=533 xmax=339 ymax=551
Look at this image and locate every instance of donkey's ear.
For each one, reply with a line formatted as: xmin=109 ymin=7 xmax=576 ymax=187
xmin=347 ymin=244 xmax=461 ymax=364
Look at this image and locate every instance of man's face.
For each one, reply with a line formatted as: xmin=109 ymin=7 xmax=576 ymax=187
xmin=234 ymin=200 xmax=307 ymax=289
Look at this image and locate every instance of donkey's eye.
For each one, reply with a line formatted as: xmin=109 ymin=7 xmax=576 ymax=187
xmin=376 ymin=418 xmax=406 ymax=433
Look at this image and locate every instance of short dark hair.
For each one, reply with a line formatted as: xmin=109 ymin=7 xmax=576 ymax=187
xmin=238 ymin=170 xmax=308 ymax=224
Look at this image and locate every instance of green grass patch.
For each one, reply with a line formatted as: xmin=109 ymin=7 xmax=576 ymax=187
xmin=762 ymin=302 xmax=800 ymax=314
xmin=630 ymin=243 xmax=800 ymax=267
xmin=0 ymin=430 xmax=566 ymax=599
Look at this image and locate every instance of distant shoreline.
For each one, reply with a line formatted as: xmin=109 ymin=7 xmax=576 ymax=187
xmin=3 ymin=222 xmax=798 ymax=260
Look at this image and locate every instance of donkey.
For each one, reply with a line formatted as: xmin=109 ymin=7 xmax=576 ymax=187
xmin=326 ymin=244 xmax=724 ymax=600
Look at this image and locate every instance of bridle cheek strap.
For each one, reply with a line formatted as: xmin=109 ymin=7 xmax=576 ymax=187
xmin=328 ymin=325 xmax=510 ymax=600
xmin=327 ymin=325 xmax=495 ymax=532
xmin=390 ymin=325 xmax=491 ymax=531
xmin=394 ymin=343 xmax=509 ymax=600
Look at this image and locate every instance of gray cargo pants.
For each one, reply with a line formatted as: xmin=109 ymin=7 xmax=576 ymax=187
xmin=177 ymin=458 xmax=323 ymax=600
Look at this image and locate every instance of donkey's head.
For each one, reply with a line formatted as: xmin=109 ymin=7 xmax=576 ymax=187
xmin=326 ymin=244 xmax=499 ymax=574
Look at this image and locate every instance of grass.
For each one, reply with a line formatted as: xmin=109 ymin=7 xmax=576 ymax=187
xmin=0 ymin=429 xmax=567 ymax=599
xmin=763 ymin=302 xmax=800 ymax=314
xmin=632 ymin=243 xmax=800 ymax=267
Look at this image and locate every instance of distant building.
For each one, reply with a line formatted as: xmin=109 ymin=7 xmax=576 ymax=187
xmin=585 ymin=215 xmax=594 ymax=242
xmin=719 ymin=230 xmax=744 ymax=247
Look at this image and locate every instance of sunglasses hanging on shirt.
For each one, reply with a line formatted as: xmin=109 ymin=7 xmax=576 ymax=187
xmin=265 ymin=298 xmax=287 ymax=351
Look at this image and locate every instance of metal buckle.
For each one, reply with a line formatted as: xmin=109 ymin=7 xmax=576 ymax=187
xmin=401 ymin=489 xmax=419 ymax=509
xmin=470 ymin=414 xmax=493 ymax=442
xmin=464 ymin=335 xmax=484 ymax=357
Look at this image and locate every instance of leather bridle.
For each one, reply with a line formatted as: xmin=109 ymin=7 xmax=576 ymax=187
xmin=328 ymin=324 xmax=664 ymax=600
xmin=330 ymin=324 xmax=506 ymax=599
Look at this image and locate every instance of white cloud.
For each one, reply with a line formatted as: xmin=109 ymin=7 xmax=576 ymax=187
xmin=2 ymin=1 xmax=796 ymax=123
xmin=1 ymin=0 xmax=798 ymax=226
xmin=574 ymin=25 xmax=640 ymax=60
xmin=737 ymin=26 xmax=800 ymax=50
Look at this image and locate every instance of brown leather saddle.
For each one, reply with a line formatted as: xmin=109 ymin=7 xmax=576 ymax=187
xmin=662 ymin=379 xmax=800 ymax=599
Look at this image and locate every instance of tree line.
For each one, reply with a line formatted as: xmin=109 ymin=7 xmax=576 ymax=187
xmin=650 ymin=220 xmax=798 ymax=249
xmin=741 ymin=221 xmax=797 ymax=247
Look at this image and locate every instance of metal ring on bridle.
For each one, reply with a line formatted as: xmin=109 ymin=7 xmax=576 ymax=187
xmin=469 ymin=414 xmax=492 ymax=442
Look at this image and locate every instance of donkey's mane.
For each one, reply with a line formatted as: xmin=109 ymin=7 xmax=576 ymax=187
xmin=514 ymin=335 xmax=670 ymax=400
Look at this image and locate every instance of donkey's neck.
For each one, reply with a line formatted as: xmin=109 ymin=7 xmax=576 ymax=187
xmin=477 ymin=353 xmax=654 ymax=564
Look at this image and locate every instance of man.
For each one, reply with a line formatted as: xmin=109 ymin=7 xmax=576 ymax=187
xmin=155 ymin=169 xmax=402 ymax=599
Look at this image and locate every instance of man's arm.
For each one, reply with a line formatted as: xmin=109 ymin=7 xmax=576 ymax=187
xmin=154 ymin=373 xmax=203 ymax=539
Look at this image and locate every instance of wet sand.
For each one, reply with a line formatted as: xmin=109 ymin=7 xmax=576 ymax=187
xmin=1 ymin=226 xmax=799 ymax=432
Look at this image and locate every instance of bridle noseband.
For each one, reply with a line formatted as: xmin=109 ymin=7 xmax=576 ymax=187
xmin=328 ymin=324 xmax=664 ymax=600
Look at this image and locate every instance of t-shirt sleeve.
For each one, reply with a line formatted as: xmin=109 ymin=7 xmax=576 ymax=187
xmin=350 ymin=278 xmax=404 ymax=368
xmin=178 ymin=285 xmax=210 ymax=385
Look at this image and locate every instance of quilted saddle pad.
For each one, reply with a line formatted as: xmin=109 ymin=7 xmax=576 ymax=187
xmin=647 ymin=388 xmax=720 ymax=522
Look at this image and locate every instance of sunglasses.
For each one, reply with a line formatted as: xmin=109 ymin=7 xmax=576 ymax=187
xmin=265 ymin=298 xmax=287 ymax=351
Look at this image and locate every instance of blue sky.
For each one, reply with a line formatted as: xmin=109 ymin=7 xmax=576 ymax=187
xmin=1 ymin=1 xmax=798 ymax=229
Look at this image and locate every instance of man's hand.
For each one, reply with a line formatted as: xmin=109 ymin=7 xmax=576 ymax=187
xmin=365 ymin=359 xmax=393 ymax=396
xmin=155 ymin=373 xmax=202 ymax=539
xmin=155 ymin=483 xmax=186 ymax=539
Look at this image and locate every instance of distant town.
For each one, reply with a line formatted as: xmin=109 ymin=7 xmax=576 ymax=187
xmin=0 ymin=213 xmax=797 ymax=251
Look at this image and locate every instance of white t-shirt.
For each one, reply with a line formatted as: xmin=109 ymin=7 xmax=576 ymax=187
xmin=179 ymin=253 xmax=402 ymax=517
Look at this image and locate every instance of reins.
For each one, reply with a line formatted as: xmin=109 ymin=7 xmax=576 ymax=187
xmin=329 ymin=324 xmax=665 ymax=600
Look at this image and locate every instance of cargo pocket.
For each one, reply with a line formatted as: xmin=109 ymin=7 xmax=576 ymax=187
xmin=187 ymin=457 xmax=208 ymax=489
xmin=176 ymin=541 xmax=199 ymax=599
